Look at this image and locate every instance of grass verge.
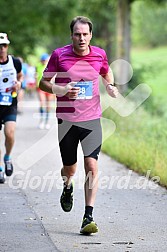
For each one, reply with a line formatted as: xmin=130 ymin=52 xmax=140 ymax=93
xmin=101 ymin=101 xmax=167 ymax=187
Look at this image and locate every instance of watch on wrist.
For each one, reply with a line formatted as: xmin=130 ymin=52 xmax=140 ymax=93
xmin=106 ymin=83 xmax=115 ymax=89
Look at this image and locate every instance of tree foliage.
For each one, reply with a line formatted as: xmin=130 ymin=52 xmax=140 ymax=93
xmin=0 ymin=0 xmax=78 ymax=57
xmin=0 ymin=0 xmax=166 ymax=60
xmin=132 ymin=0 xmax=167 ymax=47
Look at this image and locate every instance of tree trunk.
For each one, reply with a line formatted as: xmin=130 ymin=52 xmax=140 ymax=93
xmin=103 ymin=24 xmax=113 ymax=64
xmin=116 ymin=0 xmax=131 ymax=92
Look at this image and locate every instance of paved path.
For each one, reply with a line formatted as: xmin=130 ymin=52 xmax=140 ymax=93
xmin=0 ymin=98 xmax=167 ymax=252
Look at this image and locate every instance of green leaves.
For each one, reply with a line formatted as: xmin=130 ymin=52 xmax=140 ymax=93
xmin=0 ymin=0 xmax=77 ymax=57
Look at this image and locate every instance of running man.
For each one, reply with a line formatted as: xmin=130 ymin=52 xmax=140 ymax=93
xmin=17 ymin=57 xmax=28 ymax=114
xmin=0 ymin=33 xmax=23 ymax=183
xmin=39 ymin=16 xmax=118 ymax=234
xmin=36 ymin=53 xmax=54 ymax=129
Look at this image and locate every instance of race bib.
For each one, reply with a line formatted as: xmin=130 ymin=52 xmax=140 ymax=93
xmin=75 ymin=81 xmax=93 ymax=99
xmin=0 ymin=93 xmax=12 ymax=106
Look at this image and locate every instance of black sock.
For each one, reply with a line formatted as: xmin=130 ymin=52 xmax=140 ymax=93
xmin=64 ymin=182 xmax=72 ymax=191
xmin=84 ymin=206 xmax=93 ymax=218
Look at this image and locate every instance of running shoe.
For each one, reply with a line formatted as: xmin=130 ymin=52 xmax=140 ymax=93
xmin=4 ymin=158 xmax=13 ymax=176
xmin=38 ymin=121 xmax=45 ymax=130
xmin=60 ymin=182 xmax=73 ymax=212
xmin=45 ymin=123 xmax=50 ymax=130
xmin=80 ymin=215 xmax=98 ymax=234
xmin=0 ymin=168 xmax=5 ymax=184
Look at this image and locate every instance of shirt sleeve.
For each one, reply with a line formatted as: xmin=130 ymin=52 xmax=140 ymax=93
xmin=12 ymin=57 xmax=22 ymax=73
xmin=100 ymin=49 xmax=109 ymax=75
xmin=43 ymin=50 xmax=59 ymax=79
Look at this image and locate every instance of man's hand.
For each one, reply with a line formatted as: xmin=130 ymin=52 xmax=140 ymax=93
xmin=65 ymin=82 xmax=80 ymax=99
xmin=12 ymin=80 xmax=22 ymax=92
xmin=106 ymin=84 xmax=119 ymax=98
xmin=52 ymin=81 xmax=80 ymax=98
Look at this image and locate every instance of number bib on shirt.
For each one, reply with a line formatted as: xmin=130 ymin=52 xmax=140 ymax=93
xmin=0 ymin=93 xmax=12 ymax=106
xmin=74 ymin=81 xmax=93 ymax=99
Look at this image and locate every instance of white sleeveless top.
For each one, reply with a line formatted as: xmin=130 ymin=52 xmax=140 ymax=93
xmin=0 ymin=55 xmax=17 ymax=93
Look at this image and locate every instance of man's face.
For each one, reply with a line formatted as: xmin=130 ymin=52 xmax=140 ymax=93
xmin=71 ymin=21 xmax=92 ymax=55
xmin=0 ymin=44 xmax=8 ymax=57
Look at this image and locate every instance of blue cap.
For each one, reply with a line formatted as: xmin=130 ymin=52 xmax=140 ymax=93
xmin=40 ymin=53 xmax=49 ymax=61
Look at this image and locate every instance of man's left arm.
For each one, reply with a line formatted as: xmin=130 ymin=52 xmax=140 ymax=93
xmin=101 ymin=69 xmax=118 ymax=98
xmin=12 ymin=57 xmax=23 ymax=92
xmin=15 ymin=71 xmax=23 ymax=91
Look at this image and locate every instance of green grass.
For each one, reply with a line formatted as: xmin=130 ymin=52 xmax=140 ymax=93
xmin=102 ymin=107 xmax=167 ymax=187
xmin=101 ymin=46 xmax=167 ymax=187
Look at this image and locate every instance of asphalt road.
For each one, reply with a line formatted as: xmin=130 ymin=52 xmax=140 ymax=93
xmin=0 ymin=96 xmax=167 ymax=252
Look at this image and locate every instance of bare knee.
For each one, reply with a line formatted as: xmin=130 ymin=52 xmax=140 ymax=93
xmin=4 ymin=123 xmax=16 ymax=138
xmin=84 ymin=158 xmax=98 ymax=177
xmin=5 ymin=128 xmax=15 ymax=141
xmin=61 ymin=164 xmax=77 ymax=177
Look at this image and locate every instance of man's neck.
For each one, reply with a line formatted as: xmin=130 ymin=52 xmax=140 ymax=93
xmin=73 ymin=47 xmax=90 ymax=56
xmin=0 ymin=54 xmax=8 ymax=63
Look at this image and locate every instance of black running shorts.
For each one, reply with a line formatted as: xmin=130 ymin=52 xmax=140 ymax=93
xmin=0 ymin=99 xmax=17 ymax=130
xmin=58 ymin=118 xmax=102 ymax=166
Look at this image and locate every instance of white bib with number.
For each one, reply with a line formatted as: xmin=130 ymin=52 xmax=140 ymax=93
xmin=0 ymin=93 xmax=12 ymax=105
xmin=74 ymin=81 xmax=93 ymax=99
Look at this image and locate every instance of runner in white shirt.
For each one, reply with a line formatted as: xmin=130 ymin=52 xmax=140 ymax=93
xmin=0 ymin=33 xmax=23 ymax=183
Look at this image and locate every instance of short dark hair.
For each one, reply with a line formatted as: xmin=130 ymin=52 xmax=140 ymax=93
xmin=70 ymin=16 xmax=93 ymax=33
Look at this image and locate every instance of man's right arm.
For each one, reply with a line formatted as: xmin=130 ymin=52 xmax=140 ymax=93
xmin=39 ymin=77 xmax=53 ymax=94
xmin=39 ymin=77 xmax=79 ymax=97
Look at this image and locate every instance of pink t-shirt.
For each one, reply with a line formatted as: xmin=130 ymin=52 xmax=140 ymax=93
xmin=43 ymin=44 xmax=109 ymax=122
